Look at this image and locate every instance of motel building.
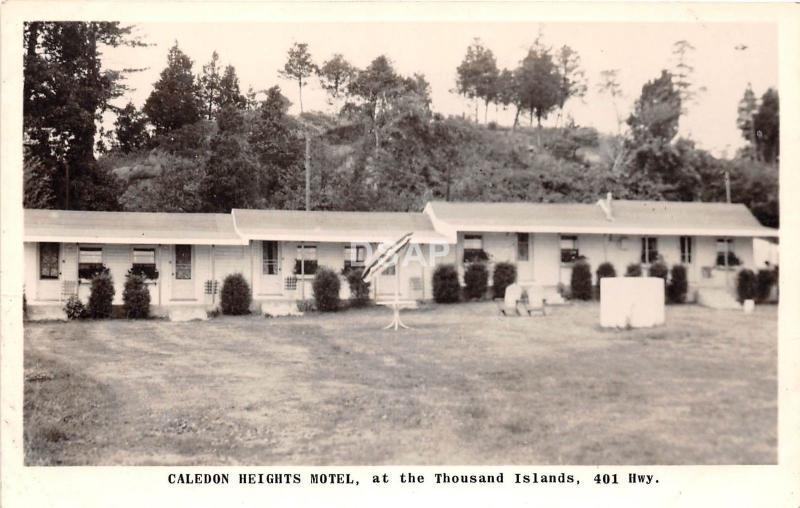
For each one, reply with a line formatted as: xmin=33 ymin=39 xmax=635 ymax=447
xmin=23 ymin=195 xmax=778 ymax=320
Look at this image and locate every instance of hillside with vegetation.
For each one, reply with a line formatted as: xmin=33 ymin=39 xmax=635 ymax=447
xmin=23 ymin=23 xmax=779 ymax=228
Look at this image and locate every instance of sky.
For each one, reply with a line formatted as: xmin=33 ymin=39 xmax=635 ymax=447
xmin=102 ymin=21 xmax=777 ymax=157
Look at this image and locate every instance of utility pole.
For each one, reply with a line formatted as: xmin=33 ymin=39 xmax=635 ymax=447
xmin=305 ymin=135 xmax=311 ymax=211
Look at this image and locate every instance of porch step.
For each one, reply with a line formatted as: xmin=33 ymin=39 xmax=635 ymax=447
xmin=696 ymin=288 xmax=741 ymax=310
xmin=261 ymin=300 xmax=304 ymax=317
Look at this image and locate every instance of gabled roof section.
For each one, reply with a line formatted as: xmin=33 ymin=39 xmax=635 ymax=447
xmin=425 ymin=200 xmax=778 ymax=238
xmin=24 ymin=209 xmax=245 ymax=245
xmin=232 ymin=209 xmax=449 ymax=243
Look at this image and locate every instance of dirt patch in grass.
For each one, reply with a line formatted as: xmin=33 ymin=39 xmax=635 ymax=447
xmin=23 ymin=303 xmax=776 ymax=465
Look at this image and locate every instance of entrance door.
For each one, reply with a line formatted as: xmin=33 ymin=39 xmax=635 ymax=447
xmin=377 ymin=261 xmax=398 ymax=298
xmin=516 ymin=233 xmax=534 ymax=282
xmin=260 ymin=240 xmax=283 ymax=295
xmin=37 ymin=242 xmax=62 ymax=301
xmin=172 ymin=244 xmax=195 ymax=300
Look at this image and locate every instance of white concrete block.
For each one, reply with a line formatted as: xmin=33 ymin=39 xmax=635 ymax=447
xmin=26 ymin=305 xmax=67 ymax=321
xmin=168 ymin=307 xmax=208 ymax=322
xmin=600 ymin=277 xmax=665 ymax=328
xmin=697 ymin=288 xmax=741 ymax=310
xmin=261 ymin=300 xmax=304 ymax=317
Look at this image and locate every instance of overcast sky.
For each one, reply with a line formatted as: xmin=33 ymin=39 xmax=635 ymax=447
xmin=103 ymin=22 xmax=777 ymax=156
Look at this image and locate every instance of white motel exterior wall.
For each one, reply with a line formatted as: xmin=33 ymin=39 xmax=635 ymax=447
xmin=25 ymin=231 xmax=758 ymax=316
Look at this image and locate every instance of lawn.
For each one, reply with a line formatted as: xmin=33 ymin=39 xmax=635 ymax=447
xmin=23 ymin=302 xmax=777 ymax=465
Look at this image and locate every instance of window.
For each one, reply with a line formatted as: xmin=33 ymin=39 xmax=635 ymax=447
xmin=132 ymin=248 xmax=158 ymax=279
xmin=641 ymin=237 xmax=659 ymax=264
xmin=715 ymin=238 xmax=740 ymax=266
xmin=343 ymin=244 xmax=366 ymax=272
xmin=294 ymin=245 xmax=318 ymax=276
xmin=175 ymin=245 xmax=192 ymax=280
xmin=39 ymin=242 xmax=59 ymax=280
xmin=382 ymin=262 xmax=396 ymax=276
xmin=463 ymin=234 xmax=487 ymax=263
xmin=78 ymin=247 xmax=104 ymax=279
xmin=560 ymin=235 xmax=579 ymax=263
xmin=517 ymin=233 xmax=529 ymax=261
xmin=262 ymin=241 xmax=279 ymax=275
xmin=680 ymin=236 xmax=693 ymax=264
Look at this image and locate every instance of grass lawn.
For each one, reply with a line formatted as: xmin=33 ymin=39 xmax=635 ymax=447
xmin=23 ymin=302 xmax=776 ymax=465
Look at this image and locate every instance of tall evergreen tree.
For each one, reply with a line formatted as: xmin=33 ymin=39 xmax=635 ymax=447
xmin=627 ymin=70 xmax=681 ymax=144
xmin=143 ymin=42 xmax=201 ymax=135
xmin=218 ymin=65 xmax=247 ymax=110
xmin=198 ymin=51 xmax=222 ymax=119
xmin=279 ymin=42 xmax=316 ymax=114
xmin=514 ymin=42 xmax=562 ymax=144
xmin=753 ymin=88 xmax=779 ymax=164
xmin=114 ymin=101 xmax=150 ymax=153
xmin=23 ymin=21 xmax=140 ymax=210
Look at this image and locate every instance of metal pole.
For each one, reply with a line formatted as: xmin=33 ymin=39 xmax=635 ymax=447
xmin=724 ymin=170 xmax=731 ymax=203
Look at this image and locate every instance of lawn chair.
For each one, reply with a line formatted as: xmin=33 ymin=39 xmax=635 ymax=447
xmin=496 ymin=283 xmax=523 ymax=316
xmin=519 ymin=286 xmax=547 ymax=317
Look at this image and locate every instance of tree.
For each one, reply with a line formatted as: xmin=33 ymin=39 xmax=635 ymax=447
xmin=736 ymin=83 xmax=758 ymax=158
xmin=627 ymin=70 xmax=681 ymax=144
xmin=249 ymin=86 xmax=304 ymax=207
xmin=198 ymin=51 xmax=222 ymax=119
xmin=555 ymin=45 xmax=587 ymax=124
xmin=200 ymin=107 xmax=259 ymax=212
xmin=279 ymin=42 xmax=316 ymax=114
xmin=318 ymin=54 xmax=357 ymax=106
xmin=114 ymin=101 xmax=150 ymax=153
xmin=346 ymin=55 xmax=406 ymax=148
xmin=753 ymin=88 xmax=779 ymax=164
xmin=515 ymin=43 xmax=562 ymax=145
xmin=23 ymin=21 xmax=144 ymax=210
xmin=670 ymin=40 xmax=704 ymax=113
xmin=494 ymin=68 xmax=517 ymax=113
xmin=143 ymin=42 xmax=201 ymax=135
xmin=456 ymin=39 xmax=499 ymax=123
xmin=218 ymin=64 xmax=247 ymax=110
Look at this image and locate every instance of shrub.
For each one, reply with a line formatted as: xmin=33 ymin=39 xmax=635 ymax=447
xmin=570 ymin=259 xmax=593 ymax=301
xmin=432 ymin=264 xmax=460 ymax=303
xmin=87 ymin=270 xmax=114 ymax=319
xmin=312 ymin=267 xmax=341 ymax=312
xmin=297 ymin=299 xmax=315 ymax=313
xmin=595 ymin=262 xmax=616 ymax=299
xmin=122 ymin=271 xmax=151 ymax=319
xmin=345 ymin=268 xmax=371 ymax=307
xmin=492 ymin=262 xmax=517 ymax=299
xmin=648 ymin=261 xmax=669 ymax=280
xmin=220 ymin=273 xmax=252 ymax=315
xmin=736 ymin=269 xmax=756 ymax=303
xmin=625 ymin=263 xmax=642 ymax=277
xmin=755 ymin=269 xmax=775 ymax=303
xmin=463 ymin=262 xmax=489 ymax=300
xmin=667 ymin=264 xmax=688 ymax=304
xmin=63 ymin=295 xmax=86 ymax=320
xmin=23 ymin=292 xmax=27 ymax=320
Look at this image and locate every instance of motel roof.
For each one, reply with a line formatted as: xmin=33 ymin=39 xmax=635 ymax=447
xmin=24 ymin=209 xmax=245 ymax=245
xmin=424 ymin=200 xmax=779 ymax=238
xmin=232 ymin=209 xmax=449 ymax=244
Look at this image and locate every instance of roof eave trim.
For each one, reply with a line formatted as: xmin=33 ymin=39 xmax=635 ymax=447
xmin=23 ymin=235 xmax=248 ymax=245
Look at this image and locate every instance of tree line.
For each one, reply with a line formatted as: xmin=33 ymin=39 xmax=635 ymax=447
xmin=22 ymin=22 xmax=779 ymax=229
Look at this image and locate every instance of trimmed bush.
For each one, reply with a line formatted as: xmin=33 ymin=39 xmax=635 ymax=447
xmin=570 ymin=259 xmax=593 ymax=301
xmin=625 ymin=263 xmax=642 ymax=277
xmin=464 ymin=262 xmax=489 ymax=300
xmin=220 ymin=273 xmax=252 ymax=315
xmin=755 ymin=269 xmax=775 ymax=303
xmin=123 ymin=271 xmax=151 ymax=319
xmin=87 ymin=270 xmax=114 ymax=319
xmin=492 ymin=262 xmax=517 ymax=299
xmin=736 ymin=269 xmax=756 ymax=303
xmin=312 ymin=267 xmax=341 ymax=312
xmin=648 ymin=261 xmax=668 ymax=280
xmin=595 ymin=262 xmax=616 ymax=299
xmin=432 ymin=264 xmax=460 ymax=303
xmin=63 ymin=295 xmax=86 ymax=320
xmin=346 ymin=268 xmax=371 ymax=307
xmin=667 ymin=264 xmax=688 ymax=304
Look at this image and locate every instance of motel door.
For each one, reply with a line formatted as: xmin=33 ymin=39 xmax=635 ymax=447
xmin=377 ymin=261 xmax=399 ymax=298
xmin=260 ymin=241 xmax=283 ymax=295
xmin=171 ymin=244 xmax=195 ymax=300
xmin=516 ymin=233 xmax=534 ymax=283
